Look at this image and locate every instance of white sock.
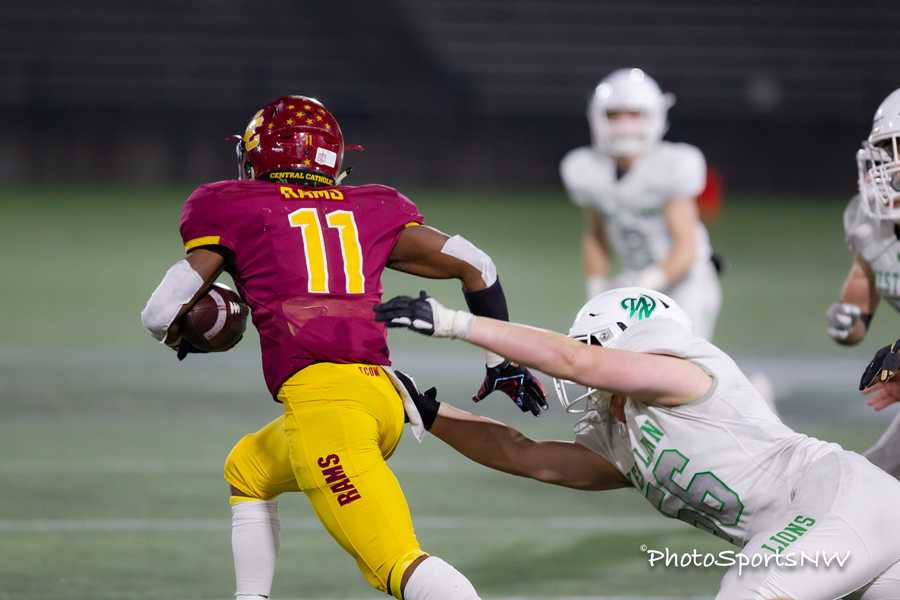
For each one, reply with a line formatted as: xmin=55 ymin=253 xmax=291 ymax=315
xmin=403 ymin=556 xmax=480 ymax=600
xmin=231 ymin=499 xmax=279 ymax=598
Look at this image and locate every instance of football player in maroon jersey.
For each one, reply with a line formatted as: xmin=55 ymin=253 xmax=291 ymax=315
xmin=140 ymin=95 xmax=547 ymax=600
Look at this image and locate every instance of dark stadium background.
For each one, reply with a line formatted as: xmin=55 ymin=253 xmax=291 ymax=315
xmin=3 ymin=2 xmax=900 ymax=598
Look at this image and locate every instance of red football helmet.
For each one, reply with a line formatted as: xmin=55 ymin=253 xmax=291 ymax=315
xmin=234 ymin=95 xmax=359 ymax=187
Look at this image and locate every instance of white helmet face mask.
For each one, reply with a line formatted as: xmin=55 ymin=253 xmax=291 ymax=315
xmin=588 ymin=68 xmax=675 ymax=159
xmin=860 ymin=88 xmax=900 ymax=221
xmin=553 ymin=287 xmax=693 ymax=414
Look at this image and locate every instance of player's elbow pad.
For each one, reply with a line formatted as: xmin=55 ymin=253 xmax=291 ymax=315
xmin=140 ymin=259 xmax=204 ymax=342
xmin=441 ymin=235 xmax=497 ymax=286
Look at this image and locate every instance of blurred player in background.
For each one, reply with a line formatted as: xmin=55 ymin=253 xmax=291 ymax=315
xmin=829 ymin=88 xmax=900 ymax=479
xmin=561 ymin=68 xmax=775 ymax=407
xmin=560 ymin=68 xmax=721 ymax=339
xmin=140 ymin=95 xmax=547 ymax=600
xmin=376 ymin=287 xmax=900 ymax=599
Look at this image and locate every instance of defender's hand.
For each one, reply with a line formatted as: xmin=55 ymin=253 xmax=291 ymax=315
xmin=860 ymin=339 xmax=900 ymax=391
xmin=863 ymin=380 xmax=900 ymax=412
xmin=374 ymin=291 xmax=473 ymax=338
xmin=391 ymin=369 xmax=440 ymax=430
xmin=827 ymin=302 xmax=862 ymax=341
xmin=473 ymin=361 xmax=549 ymax=416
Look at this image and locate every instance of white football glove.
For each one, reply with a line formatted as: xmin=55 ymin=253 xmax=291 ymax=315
xmin=586 ymin=275 xmax=608 ymax=299
xmin=826 ymin=302 xmax=862 ymax=341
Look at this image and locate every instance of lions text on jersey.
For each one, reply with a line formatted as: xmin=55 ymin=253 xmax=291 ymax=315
xmin=574 ymin=318 xmax=900 ymax=598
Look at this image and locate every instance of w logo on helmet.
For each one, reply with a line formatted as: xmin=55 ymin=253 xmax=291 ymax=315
xmin=620 ymin=295 xmax=657 ymax=320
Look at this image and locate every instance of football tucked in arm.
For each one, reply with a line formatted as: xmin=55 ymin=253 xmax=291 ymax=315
xmin=179 ymin=284 xmax=249 ymax=352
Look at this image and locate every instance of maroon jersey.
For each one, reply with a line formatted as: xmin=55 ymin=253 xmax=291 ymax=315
xmin=180 ymin=179 xmax=423 ymax=397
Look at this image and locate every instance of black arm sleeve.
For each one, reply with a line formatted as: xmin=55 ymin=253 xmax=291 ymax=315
xmin=464 ymin=278 xmax=509 ymax=322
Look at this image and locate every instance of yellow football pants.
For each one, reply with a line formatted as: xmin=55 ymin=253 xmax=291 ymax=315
xmin=223 ymin=363 xmax=425 ymax=597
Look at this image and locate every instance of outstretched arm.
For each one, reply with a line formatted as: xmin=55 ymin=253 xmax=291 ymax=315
xmin=432 ymin=403 xmax=628 ymax=490
xmin=463 ymin=315 xmax=710 ymax=406
xmin=375 ymin=294 xmax=711 ymax=407
xmin=388 ymin=369 xmax=627 ymax=491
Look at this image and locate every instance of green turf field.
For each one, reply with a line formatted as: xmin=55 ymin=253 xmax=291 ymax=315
xmin=2 ymin=186 xmax=898 ymax=599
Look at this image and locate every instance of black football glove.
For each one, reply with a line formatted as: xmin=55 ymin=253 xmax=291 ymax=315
xmin=473 ymin=361 xmax=549 ymax=416
xmin=391 ymin=369 xmax=440 ymax=430
xmin=174 ymin=335 xmax=243 ymax=361
xmin=176 ymin=340 xmax=208 ymax=361
xmin=374 ymin=291 xmax=436 ymax=335
xmin=860 ymin=338 xmax=900 ymax=390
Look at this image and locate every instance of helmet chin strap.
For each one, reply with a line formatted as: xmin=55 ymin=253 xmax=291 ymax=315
xmin=335 ymin=166 xmax=353 ymax=185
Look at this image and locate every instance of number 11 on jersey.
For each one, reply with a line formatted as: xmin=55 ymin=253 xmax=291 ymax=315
xmin=288 ymin=208 xmax=366 ymax=295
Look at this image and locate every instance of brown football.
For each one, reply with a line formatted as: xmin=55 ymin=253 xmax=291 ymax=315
xmin=180 ymin=284 xmax=249 ymax=352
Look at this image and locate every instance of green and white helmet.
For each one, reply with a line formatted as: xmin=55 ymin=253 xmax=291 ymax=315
xmin=554 ymin=287 xmax=692 ymax=413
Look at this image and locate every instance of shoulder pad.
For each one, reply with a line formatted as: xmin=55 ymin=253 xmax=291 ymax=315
xmin=651 ymin=142 xmax=706 ymax=199
xmin=843 ymin=194 xmax=884 ymax=259
xmin=560 ymin=146 xmax=602 ymax=184
xmin=192 ymin=179 xmax=246 ymax=195
xmin=340 ymin=183 xmax=422 ymax=223
xmin=559 ymin=146 xmax=611 ymax=207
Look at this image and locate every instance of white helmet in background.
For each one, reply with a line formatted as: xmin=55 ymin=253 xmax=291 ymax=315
xmin=554 ymin=287 xmax=692 ymax=413
xmin=588 ymin=68 xmax=675 ymax=159
xmin=860 ymin=88 xmax=900 ymax=220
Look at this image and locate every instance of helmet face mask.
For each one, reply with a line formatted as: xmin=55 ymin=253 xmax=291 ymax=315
xmin=554 ymin=329 xmax=620 ymax=414
xmin=860 ymin=138 xmax=900 ymax=220
xmin=234 ymin=95 xmax=354 ymax=187
xmin=588 ymin=68 xmax=675 ymax=159
xmin=860 ymin=88 xmax=900 ymax=220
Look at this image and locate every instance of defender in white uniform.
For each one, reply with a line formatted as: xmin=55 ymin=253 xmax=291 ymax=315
xmin=560 ymin=68 xmax=721 ymax=340
xmin=376 ymin=288 xmax=900 ymax=599
xmin=828 ymin=88 xmax=900 ymax=479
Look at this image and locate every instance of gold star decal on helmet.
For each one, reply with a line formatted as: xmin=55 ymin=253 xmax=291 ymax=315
xmin=325 ymin=123 xmax=331 ymax=130
xmin=268 ymin=123 xmax=274 ymax=129
xmin=306 ymin=118 xmax=313 ymax=125
xmin=296 ymin=112 xmax=304 ymax=118
xmin=287 ymin=104 xmax=295 ymax=109
xmin=303 ymin=159 xmax=311 ymax=166
xmin=304 ymin=105 xmax=312 ymax=111
xmin=319 ymin=108 xmax=326 ymax=114
xmin=286 ymin=118 xmax=294 ymax=125
xmin=316 ymin=115 xmax=323 ymax=121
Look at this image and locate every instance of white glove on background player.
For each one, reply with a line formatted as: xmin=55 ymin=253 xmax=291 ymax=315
xmin=606 ymin=266 xmax=666 ymax=293
xmin=586 ymin=275 xmax=608 ymax=299
xmin=826 ymin=302 xmax=862 ymax=341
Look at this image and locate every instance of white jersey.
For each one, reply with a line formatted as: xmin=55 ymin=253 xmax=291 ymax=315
xmin=560 ymin=141 xmax=713 ymax=274
xmin=574 ymin=319 xmax=837 ymax=547
xmin=844 ymin=194 xmax=900 ymax=311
